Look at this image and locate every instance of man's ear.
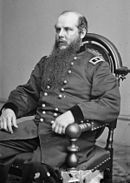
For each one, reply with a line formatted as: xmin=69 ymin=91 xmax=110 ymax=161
xmin=80 ymin=28 xmax=87 ymax=39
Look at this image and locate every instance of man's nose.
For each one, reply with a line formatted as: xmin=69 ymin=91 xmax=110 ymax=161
xmin=58 ymin=29 xmax=65 ymax=38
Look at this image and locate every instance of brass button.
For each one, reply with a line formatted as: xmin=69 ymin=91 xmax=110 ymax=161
xmin=47 ymin=85 xmax=51 ymax=89
xmin=68 ymin=70 xmax=72 ymax=74
xmin=42 ymin=111 xmax=46 ymax=114
xmin=51 ymin=120 xmax=54 ymax=124
xmin=55 ymin=107 xmax=59 ymax=111
xmin=40 ymin=118 xmax=44 ymax=122
xmin=74 ymin=56 xmax=77 ymax=60
xmin=63 ymin=80 xmax=67 ymax=84
xmin=44 ymin=92 xmax=48 ymax=96
xmin=42 ymin=104 xmax=46 ymax=108
xmin=60 ymin=88 xmax=65 ymax=92
xmin=53 ymin=113 xmax=58 ymax=117
xmin=58 ymin=94 xmax=63 ymax=99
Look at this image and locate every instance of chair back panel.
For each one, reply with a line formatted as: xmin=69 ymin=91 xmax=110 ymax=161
xmin=83 ymin=33 xmax=123 ymax=76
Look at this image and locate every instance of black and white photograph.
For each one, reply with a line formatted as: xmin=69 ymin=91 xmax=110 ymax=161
xmin=0 ymin=0 xmax=129 ymax=182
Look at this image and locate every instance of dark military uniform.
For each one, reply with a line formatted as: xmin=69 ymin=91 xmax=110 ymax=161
xmin=0 ymin=49 xmax=120 ymax=169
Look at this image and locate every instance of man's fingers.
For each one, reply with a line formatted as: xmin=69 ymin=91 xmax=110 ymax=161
xmin=0 ymin=117 xmax=4 ymax=129
xmin=3 ymin=118 xmax=7 ymax=131
xmin=0 ymin=117 xmax=9 ymax=132
xmin=0 ymin=117 xmax=7 ymax=130
xmin=7 ymin=117 xmax=13 ymax=134
xmin=54 ymin=125 xmax=59 ymax=134
xmin=12 ymin=115 xmax=18 ymax=128
xmin=0 ymin=109 xmax=17 ymax=133
xmin=52 ymin=122 xmax=64 ymax=134
xmin=57 ymin=126 xmax=63 ymax=134
xmin=62 ymin=126 xmax=66 ymax=134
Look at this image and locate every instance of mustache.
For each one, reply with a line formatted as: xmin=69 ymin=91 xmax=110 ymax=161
xmin=56 ymin=39 xmax=67 ymax=46
xmin=57 ymin=39 xmax=66 ymax=42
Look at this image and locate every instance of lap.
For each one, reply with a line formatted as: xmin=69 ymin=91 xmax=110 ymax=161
xmin=0 ymin=137 xmax=39 ymax=165
xmin=0 ymin=116 xmax=38 ymax=141
xmin=0 ymin=116 xmax=38 ymax=165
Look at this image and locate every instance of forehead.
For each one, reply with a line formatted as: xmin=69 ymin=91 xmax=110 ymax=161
xmin=56 ymin=13 xmax=79 ymax=28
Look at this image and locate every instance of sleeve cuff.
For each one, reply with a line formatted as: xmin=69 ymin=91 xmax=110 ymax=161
xmin=0 ymin=102 xmax=18 ymax=116
xmin=70 ymin=105 xmax=84 ymax=123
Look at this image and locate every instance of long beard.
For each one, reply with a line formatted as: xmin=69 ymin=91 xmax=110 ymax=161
xmin=42 ymin=38 xmax=81 ymax=89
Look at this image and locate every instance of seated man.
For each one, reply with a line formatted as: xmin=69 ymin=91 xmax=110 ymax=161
xmin=0 ymin=10 xmax=120 ymax=183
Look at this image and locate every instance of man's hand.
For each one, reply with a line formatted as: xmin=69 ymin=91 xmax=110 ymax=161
xmin=0 ymin=108 xmax=18 ymax=133
xmin=52 ymin=110 xmax=75 ymax=134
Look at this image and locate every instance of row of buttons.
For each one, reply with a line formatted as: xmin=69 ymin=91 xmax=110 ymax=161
xmin=40 ymin=104 xmax=60 ymax=123
xmin=39 ymin=56 xmax=78 ymax=123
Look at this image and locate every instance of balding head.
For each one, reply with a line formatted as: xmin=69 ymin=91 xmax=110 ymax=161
xmin=60 ymin=11 xmax=88 ymax=36
xmin=55 ymin=11 xmax=88 ymax=50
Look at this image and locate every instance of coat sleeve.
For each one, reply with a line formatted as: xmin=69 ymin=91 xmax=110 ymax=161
xmin=1 ymin=57 xmax=46 ymax=118
xmin=71 ymin=60 xmax=120 ymax=123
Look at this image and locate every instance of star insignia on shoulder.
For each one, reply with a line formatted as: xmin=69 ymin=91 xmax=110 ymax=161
xmin=89 ymin=56 xmax=104 ymax=65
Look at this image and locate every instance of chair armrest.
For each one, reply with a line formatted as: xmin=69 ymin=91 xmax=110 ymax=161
xmin=115 ymin=66 xmax=130 ymax=82
xmin=115 ymin=66 xmax=130 ymax=76
xmin=65 ymin=121 xmax=107 ymax=169
xmin=65 ymin=121 xmax=106 ymax=139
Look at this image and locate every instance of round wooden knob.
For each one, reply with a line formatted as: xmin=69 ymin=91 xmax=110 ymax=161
xmin=65 ymin=123 xmax=81 ymax=138
xmin=66 ymin=153 xmax=78 ymax=168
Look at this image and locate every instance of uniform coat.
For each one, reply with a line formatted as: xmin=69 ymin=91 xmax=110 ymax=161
xmin=0 ymin=49 xmax=120 ymax=167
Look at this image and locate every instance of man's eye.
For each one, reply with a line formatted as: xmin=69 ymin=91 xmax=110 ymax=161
xmin=65 ymin=28 xmax=72 ymax=32
xmin=55 ymin=28 xmax=61 ymax=33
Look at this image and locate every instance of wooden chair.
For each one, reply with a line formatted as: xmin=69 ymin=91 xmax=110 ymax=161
xmin=8 ymin=33 xmax=130 ymax=183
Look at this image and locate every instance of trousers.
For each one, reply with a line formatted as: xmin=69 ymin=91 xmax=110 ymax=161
xmin=0 ymin=137 xmax=39 ymax=183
